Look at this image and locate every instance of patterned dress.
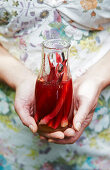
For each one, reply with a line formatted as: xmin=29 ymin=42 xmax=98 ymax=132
xmin=0 ymin=0 xmax=110 ymax=169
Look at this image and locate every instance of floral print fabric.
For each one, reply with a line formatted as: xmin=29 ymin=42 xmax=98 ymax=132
xmin=0 ymin=0 xmax=110 ymax=169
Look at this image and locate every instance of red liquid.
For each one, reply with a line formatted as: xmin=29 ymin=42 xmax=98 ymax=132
xmin=34 ymin=78 xmax=73 ymax=129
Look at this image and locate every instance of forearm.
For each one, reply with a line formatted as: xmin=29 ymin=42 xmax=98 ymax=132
xmin=0 ymin=45 xmax=33 ymax=89
xmin=87 ymin=50 xmax=110 ymax=90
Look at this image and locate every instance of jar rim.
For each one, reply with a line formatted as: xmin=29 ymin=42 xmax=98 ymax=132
xmin=42 ymin=39 xmax=71 ymax=50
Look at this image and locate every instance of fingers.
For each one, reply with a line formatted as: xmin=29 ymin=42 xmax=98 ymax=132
xmin=48 ymin=126 xmax=85 ymax=144
xmin=39 ymin=127 xmax=75 ymax=140
xmin=40 ymin=128 xmax=75 ymax=140
xmin=15 ymin=102 xmax=37 ymax=133
xmin=64 ymin=128 xmax=75 ymax=137
xmin=21 ymin=114 xmax=37 ymax=133
xmin=39 ymin=131 xmax=64 ymax=139
xmin=39 ymin=128 xmax=76 ymax=143
xmin=73 ymin=97 xmax=91 ymax=131
xmin=28 ymin=117 xmax=38 ymax=133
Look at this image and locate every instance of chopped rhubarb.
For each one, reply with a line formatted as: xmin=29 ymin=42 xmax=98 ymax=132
xmin=34 ymin=112 xmax=39 ymax=122
xmin=47 ymin=55 xmax=57 ymax=81
xmin=62 ymin=63 xmax=68 ymax=81
xmin=39 ymin=84 xmax=67 ymax=125
xmin=56 ymin=52 xmax=62 ymax=63
xmin=35 ymin=51 xmax=73 ymax=129
xmin=61 ymin=79 xmax=73 ymax=127
xmin=53 ymin=104 xmax=64 ymax=129
xmin=48 ymin=119 xmax=54 ymax=128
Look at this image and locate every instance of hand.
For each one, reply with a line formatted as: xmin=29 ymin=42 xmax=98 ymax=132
xmin=14 ymin=75 xmax=38 ymax=133
xmin=1 ymin=45 xmax=109 ymax=142
xmin=14 ymin=73 xmax=74 ymax=139
xmin=45 ymin=51 xmax=110 ymax=144
xmin=48 ymin=70 xmax=105 ymax=144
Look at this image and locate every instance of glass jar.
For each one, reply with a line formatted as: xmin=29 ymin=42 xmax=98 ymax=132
xmin=34 ymin=39 xmax=74 ymax=132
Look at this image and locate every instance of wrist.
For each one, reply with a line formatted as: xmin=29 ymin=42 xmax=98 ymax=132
xmin=86 ymin=67 xmax=108 ymax=92
xmin=14 ymin=66 xmax=37 ymax=91
xmin=0 ymin=56 xmax=36 ymax=90
xmin=0 ymin=46 xmax=37 ymax=89
xmin=86 ymin=50 xmax=110 ymax=91
xmin=92 ymin=75 xmax=107 ymax=91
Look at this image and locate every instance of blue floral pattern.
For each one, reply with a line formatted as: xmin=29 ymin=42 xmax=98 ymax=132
xmin=0 ymin=155 xmax=11 ymax=170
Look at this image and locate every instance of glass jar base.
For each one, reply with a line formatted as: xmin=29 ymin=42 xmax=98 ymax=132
xmin=38 ymin=124 xmax=72 ymax=133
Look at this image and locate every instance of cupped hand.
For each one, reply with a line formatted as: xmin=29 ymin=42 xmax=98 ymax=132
xmin=14 ymin=75 xmax=38 ymax=133
xmin=14 ymin=74 xmax=71 ymax=139
xmin=48 ymin=70 xmax=104 ymax=144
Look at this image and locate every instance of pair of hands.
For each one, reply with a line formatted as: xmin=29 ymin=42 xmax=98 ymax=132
xmin=14 ymin=70 xmax=103 ymax=144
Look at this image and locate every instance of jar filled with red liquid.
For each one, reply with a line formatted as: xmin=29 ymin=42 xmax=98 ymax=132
xmin=34 ymin=39 xmax=74 ymax=132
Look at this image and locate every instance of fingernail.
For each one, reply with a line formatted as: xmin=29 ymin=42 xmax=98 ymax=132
xmin=48 ymin=139 xmax=54 ymax=143
xmin=64 ymin=128 xmax=75 ymax=137
xmin=29 ymin=125 xmax=34 ymax=133
xmin=59 ymin=133 xmax=64 ymax=139
xmin=75 ymin=122 xmax=81 ymax=131
xmin=68 ymin=129 xmax=75 ymax=136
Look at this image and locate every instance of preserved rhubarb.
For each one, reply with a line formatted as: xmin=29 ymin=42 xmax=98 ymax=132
xmin=34 ymin=39 xmax=74 ymax=129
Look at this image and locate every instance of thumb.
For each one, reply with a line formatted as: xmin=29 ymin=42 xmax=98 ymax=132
xmin=73 ymin=97 xmax=91 ymax=131
xmin=15 ymin=103 xmax=38 ymax=133
xmin=26 ymin=116 xmax=38 ymax=133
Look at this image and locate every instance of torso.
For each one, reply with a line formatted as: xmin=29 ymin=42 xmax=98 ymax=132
xmin=0 ymin=0 xmax=110 ymax=38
